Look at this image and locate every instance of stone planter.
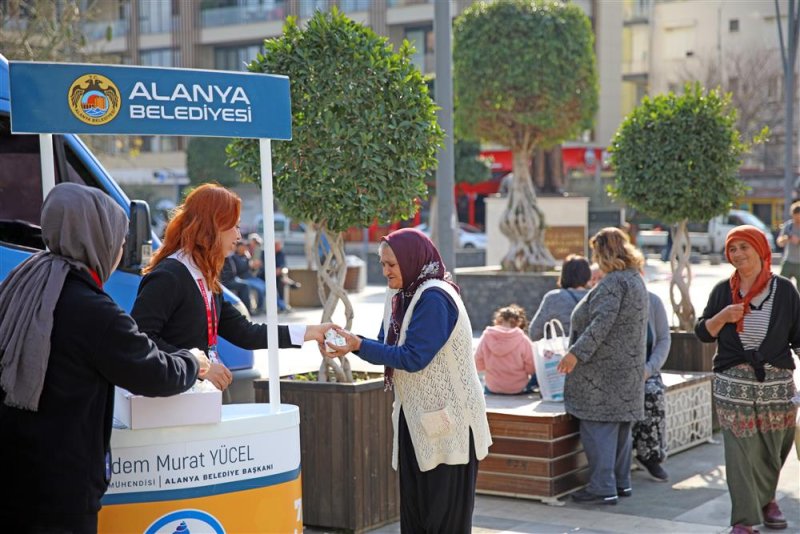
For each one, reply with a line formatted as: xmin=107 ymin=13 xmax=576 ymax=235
xmin=455 ymin=267 xmax=559 ymax=330
xmin=254 ymin=377 xmax=398 ymax=533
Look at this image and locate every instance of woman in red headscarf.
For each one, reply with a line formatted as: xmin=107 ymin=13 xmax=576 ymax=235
xmin=326 ymin=228 xmax=491 ymax=533
xmin=696 ymin=225 xmax=800 ymax=534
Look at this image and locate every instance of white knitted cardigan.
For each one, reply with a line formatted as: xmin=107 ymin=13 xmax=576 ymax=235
xmin=386 ymin=279 xmax=492 ymax=472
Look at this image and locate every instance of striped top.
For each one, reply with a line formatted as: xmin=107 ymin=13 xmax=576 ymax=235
xmin=738 ymin=277 xmax=776 ymax=350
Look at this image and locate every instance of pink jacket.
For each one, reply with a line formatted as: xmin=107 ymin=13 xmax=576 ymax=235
xmin=474 ymin=325 xmax=535 ymax=394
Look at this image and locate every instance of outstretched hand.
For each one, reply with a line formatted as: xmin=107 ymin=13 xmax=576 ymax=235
xmin=305 ymin=322 xmax=338 ymax=355
xmin=324 ymin=326 xmax=361 ymax=358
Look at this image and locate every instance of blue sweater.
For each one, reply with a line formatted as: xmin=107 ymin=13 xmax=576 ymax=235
xmin=358 ymin=288 xmax=458 ymax=372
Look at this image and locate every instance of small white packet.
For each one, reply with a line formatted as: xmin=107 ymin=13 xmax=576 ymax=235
xmin=325 ymin=328 xmax=347 ymax=353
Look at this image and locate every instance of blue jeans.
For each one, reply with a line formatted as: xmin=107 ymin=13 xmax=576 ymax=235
xmin=243 ymin=277 xmax=265 ymax=310
xmin=484 ymin=375 xmax=538 ymax=395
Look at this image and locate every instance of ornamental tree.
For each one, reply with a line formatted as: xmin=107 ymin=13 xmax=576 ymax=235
xmin=610 ymin=83 xmax=753 ymax=330
xmin=453 ymin=0 xmax=598 ymax=271
xmin=227 ymin=9 xmax=442 ymax=381
xmin=186 ymin=137 xmax=238 ymax=187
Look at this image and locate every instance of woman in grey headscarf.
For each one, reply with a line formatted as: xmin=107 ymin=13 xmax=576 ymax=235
xmin=0 ymin=183 xmax=206 ymax=534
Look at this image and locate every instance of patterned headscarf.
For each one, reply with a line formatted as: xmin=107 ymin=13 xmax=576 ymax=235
xmin=725 ymin=225 xmax=773 ymax=333
xmin=381 ymin=228 xmax=458 ymax=389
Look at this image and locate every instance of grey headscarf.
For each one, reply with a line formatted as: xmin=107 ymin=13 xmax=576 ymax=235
xmin=0 ymin=183 xmax=128 ymax=410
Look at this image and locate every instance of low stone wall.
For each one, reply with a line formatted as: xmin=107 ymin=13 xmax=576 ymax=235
xmin=455 ymin=267 xmax=559 ymax=331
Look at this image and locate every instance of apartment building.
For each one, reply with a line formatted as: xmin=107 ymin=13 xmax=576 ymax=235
xmin=623 ymin=0 xmax=796 ymax=228
xmin=72 ymin=0 xmax=624 ymax=182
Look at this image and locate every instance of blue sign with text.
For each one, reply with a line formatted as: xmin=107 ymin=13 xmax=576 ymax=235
xmin=9 ymin=62 xmax=291 ymax=139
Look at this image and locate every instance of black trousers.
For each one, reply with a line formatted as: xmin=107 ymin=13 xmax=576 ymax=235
xmin=398 ymin=411 xmax=479 ymax=534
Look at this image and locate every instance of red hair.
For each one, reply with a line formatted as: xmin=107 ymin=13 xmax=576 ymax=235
xmin=144 ymin=183 xmax=241 ymax=292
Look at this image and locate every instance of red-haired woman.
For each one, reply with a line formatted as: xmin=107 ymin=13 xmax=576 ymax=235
xmin=132 ymin=184 xmax=332 ymax=391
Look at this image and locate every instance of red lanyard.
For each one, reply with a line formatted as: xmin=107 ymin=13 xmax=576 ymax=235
xmin=88 ymin=269 xmax=103 ymax=289
xmin=196 ymin=278 xmax=218 ymax=349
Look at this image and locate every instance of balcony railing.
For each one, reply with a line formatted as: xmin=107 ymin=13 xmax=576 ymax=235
xmin=83 ymin=19 xmax=128 ymax=41
xmin=388 ymin=0 xmax=434 ymax=7
xmin=201 ymin=1 xmax=287 ymax=28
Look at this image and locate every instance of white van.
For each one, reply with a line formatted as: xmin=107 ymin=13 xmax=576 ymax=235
xmin=637 ymin=210 xmax=777 ymax=254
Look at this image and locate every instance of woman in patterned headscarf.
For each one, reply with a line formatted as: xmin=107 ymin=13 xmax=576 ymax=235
xmin=696 ymin=225 xmax=800 ymax=534
xmin=327 ymin=228 xmax=491 ymax=533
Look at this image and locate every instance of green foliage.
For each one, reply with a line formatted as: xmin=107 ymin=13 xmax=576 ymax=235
xmin=453 ymin=0 xmax=598 ymax=151
xmin=609 ymin=83 xmax=750 ymax=224
xmin=0 ymin=0 xmax=112 ymax=62
xmin=227 ymin=9 xmax=443 ymax=233
xmin=186 ymin=137 xmax=239 ymax=187
xmin=455 ymin=139 xmax=491 ymax=185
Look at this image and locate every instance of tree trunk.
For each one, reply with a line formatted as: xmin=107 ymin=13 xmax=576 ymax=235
xmin=499 ymin=149 xmax=557 ymax=272
xmin=669 ymin=220 xmax=696 ymax=331
xmin=313 ymin=225 xmax=354 ymax=383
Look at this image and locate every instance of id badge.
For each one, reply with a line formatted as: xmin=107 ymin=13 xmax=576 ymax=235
xmin=208 ymin=345 xmax=220 ymax=364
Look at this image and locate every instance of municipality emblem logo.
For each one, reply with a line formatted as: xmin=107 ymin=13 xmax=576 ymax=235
xmin=68 ymin=74 xmax=120 ymax=125
xmin=144 ymin=510 xmax=225 ymax=534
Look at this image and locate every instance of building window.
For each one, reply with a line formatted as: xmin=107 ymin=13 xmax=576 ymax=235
xmin=405 ymin=26 xmax=434 ymax=74
xmin=140 ymin=48 xmax=175 ymax=67
xmin=139 ymin=0 xmax=172 ymax=34
xmin=214 ymin=44 xmax=263 ymax=71
xmin=729 ymin=19 xmax=739 ymax=32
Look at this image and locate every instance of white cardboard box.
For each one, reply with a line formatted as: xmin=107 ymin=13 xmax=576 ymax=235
xmin=113 ymin=387 xmax=222 ymax=430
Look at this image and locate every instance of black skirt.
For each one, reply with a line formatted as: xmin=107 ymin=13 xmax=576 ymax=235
xmin=398 ymin=410 xmax=479 ymax=534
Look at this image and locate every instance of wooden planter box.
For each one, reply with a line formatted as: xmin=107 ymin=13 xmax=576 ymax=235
xmin=254 ymin=377 xmax=398 ymax=533
xmin=476 ymin=396 xmax=587 ymax=504
xmin=287 ymin=268 xmax=321 ymax=307
xmin=663 ymin=330 xmax=716 ymax=372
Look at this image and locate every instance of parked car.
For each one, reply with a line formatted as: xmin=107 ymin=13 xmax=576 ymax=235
xmin=250 ymin=212 xmax=307 ymax=244
xmin=636 ymin=209 xmax=777 ymax=254
xmin=0 ymin=53 xmax=259 ymax=402
xmin=414 ymin=222 xmax=487 ymax=249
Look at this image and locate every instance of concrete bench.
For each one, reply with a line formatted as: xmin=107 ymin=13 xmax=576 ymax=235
xmin=476 ymin=371 xmax=713 ymax=504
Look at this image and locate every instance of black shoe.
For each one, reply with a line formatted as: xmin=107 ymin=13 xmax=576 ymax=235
xmin=636 ymin=457 xmax=669 ymax=482
xmin=617 ymin=486 xmax=632 ymax=497
xmin=571 ymin=488 xmax=618 ymax=505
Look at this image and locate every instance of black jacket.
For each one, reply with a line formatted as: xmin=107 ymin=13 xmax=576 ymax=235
xmin=0 ymin=270 xmax=198 ymax=518
xmin=695 ymin=275 xmax=800 ymax=373
xmin=131 ymin=258 xmax=296 ymax=354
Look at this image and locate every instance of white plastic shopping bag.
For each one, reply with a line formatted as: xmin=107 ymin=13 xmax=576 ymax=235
xmin=533 ymin=319 xmax=568 ymax=402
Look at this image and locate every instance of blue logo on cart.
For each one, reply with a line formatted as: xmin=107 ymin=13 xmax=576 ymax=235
xmin=145 ymin=510 xmax=224 ymax=534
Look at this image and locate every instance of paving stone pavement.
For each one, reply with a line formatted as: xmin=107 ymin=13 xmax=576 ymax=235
xmin=252 ymin=258 xmax=799 ymax=534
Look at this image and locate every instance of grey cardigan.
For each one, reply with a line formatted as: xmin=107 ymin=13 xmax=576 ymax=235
xmin=564 ymin=268 xmax=648 ymax=422
xmin=646 ymin=291 xmax=671 ymax=379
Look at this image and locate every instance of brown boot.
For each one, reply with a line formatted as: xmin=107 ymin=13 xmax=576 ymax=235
xmin=762 ymin=500 xmax=787 ymax=530
xmin=730 ymin=525 xmax=760 ymax=534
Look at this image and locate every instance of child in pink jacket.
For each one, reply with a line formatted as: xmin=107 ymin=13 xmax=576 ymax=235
xmin=475 ymin=304 xmax=536 ymax=395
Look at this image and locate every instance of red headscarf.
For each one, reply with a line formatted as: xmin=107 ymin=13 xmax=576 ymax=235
xmin=724 ymin=225 xmax=772 ymax=333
